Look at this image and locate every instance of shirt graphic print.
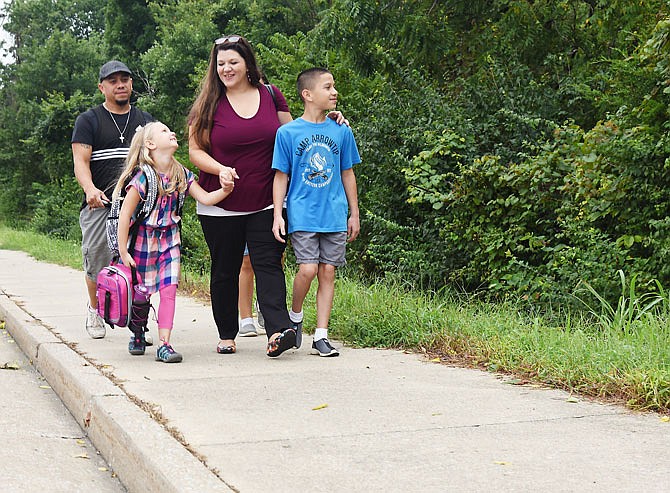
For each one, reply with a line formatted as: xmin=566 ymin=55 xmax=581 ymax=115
xmin=272 ymin=118 xmax=360 ymax=234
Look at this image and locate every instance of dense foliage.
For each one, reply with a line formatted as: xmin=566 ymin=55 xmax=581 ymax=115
xmin=1 ymin=0 xmax=670 ymax=307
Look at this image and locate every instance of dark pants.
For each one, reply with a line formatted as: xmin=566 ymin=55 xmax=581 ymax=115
xmin=199 ymin=209 xmax=290 ymax=339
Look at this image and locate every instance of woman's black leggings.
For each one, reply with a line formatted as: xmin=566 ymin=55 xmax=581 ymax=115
xmin=199 ymin=209 xmax=290 ymax=340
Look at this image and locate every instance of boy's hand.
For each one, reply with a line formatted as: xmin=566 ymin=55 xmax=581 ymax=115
xmin=219 ymin=167 xmax=238 ymax=193
xmin=347 ymin=216 xmax=360 ymax=242
xmin=272 ymin=216 xmax=286 ymax=243
xmin=327 ymin=111 xmax=349 ymax=127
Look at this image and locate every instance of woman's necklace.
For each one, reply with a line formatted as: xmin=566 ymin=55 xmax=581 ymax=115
xmin=104 ymin=104 xmax=131 ymax=143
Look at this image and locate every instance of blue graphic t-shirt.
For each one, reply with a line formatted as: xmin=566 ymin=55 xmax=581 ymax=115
xmin=272 ymin=118 xmax=361 ymax=233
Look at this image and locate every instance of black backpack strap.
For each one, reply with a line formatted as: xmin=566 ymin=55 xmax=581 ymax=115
xmin=104 ymin=290 xmax=111 ymax=322
xmin=265 ymin=84 xmax=278 ymax=110
xmin=128 ymin=164 xmax=159 ymax=254
xmin=137 ymin=163 xmax=159 ymax=218
xmin=109 ymin=165 xmax=159 ymax=262
xmin=176 ymin=165 xmax=187 ymax=217
xmin=175 ymin=166 xmax=188 ymax=250
xmin=126 ymin=216 xmax=143 ymax=263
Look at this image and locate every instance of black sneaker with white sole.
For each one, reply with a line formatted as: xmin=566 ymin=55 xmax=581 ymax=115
xmin=291 ymin=319 xmax=303 ymax=349
xmin=311 ymin=338 xmax=339 ymax=357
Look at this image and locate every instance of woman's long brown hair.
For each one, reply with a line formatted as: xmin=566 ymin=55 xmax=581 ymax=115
xmin=187 ymin=36 xmax=263 ymax=152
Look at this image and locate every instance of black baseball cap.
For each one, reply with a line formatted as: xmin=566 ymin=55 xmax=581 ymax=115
xmin=99 ymin=60 xmax=132 ymax=81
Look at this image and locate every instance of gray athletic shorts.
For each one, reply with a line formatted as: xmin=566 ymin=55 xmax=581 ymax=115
xmin=290 ymin=231 xmax=347 ymax=267
xmin=80 ymin=206 xmax=112 ymax=281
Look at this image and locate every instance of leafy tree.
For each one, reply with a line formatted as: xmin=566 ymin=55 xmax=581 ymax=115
xmin=4 ymin=0 xmax=104 ymax=62
xmin=220 ymin=0 xmax=334 ymax=46
xmin=0 ymin=0 xmax=105 ymax=224
xmin=2 ymin=0 xmax=670 ymax=304
xmin=105 ymin=0 xmax=156 ymax=62
xmin=318 ymin=0 xmax=453 ymax=80
xmin=140 ymin=0 xmax=221 ymax=128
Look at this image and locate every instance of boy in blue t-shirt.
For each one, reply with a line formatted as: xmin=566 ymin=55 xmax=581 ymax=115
xmin=272 ymin=67 xmax=361 ymax=357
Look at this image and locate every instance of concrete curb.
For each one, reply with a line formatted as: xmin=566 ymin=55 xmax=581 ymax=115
xmin=0 ymin=291 xmax=231 ymax=493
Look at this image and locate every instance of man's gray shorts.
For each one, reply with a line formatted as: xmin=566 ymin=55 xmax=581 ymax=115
xmin=290 ymin=231 xmax=347 ymax=267
xmin=80 ymin=206 xmax=112 ymax=281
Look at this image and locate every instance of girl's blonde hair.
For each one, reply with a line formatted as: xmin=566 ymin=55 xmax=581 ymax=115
xmin=112 ymin=121 xmax=187 ymax=200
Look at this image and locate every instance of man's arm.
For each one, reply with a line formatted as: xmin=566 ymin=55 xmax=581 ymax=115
xmin=72 ymin=142 xmax=107 ymax=209
xmin=342 ymin=168 xmax=360 ymax=242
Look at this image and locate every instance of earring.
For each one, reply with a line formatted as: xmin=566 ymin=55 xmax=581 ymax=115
xmin=247 ymin=71 xmax=251 ymax=83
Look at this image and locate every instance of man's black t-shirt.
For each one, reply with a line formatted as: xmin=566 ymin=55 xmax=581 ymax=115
xmin=71 ymin=105 xmax=153 ymax=209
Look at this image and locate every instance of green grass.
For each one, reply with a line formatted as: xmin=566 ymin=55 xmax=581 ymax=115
xmin=0 ymin=224 xmax=215 ymax=299
xmin=326 ymin=275 xmax=670 ymax=413
xmin=0 ymin=225 xmax=82 ymax=268
xmin=2 ymin=224 xmax=669 ymax=412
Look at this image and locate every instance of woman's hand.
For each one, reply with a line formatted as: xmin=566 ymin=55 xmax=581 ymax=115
xmin=327 ymin=111 xmax=349 ymax=126
xmin=219 ymin=167 xmax=238 ymax=193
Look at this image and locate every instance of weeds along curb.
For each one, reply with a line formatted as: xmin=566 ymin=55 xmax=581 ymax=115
xmin=0 ymin=291 xmax=231 ymax=493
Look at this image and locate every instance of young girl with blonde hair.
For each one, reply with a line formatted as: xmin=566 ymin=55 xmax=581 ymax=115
xmin=115 ymin=121 xmax=236 ymax=362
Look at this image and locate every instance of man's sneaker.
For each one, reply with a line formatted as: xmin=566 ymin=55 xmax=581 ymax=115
xmin=156 ymin=343 xmax=183 ymax=363
xmin=290 ymin=319 xmax=303 ymax=349
xmin=145 ymin=333 xmax=154 ymax=347
xmin=311 ymin=338 xmax=339 ymax=357
xmin=128 ymin=333 xmax=146 ymax=355
xmin=255 ymin=300 xmax=265 ymax=335
xmin=238 ymin=320 xmax=258 ymax=337
xmin=86 ymin=306 xmax=106 ymax=339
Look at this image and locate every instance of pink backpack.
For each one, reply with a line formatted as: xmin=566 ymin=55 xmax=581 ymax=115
xmin=96 ymin=264 xmax=136 ymax=328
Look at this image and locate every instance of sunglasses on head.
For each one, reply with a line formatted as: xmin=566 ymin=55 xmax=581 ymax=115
xmin=215 ymin=35 xmax=242 ymax=45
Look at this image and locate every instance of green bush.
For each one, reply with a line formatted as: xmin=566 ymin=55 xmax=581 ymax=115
xmin=30 ymin=178 xmax=82 ymax=241
xmin=3 ymin=0 xmax=670 ymax=309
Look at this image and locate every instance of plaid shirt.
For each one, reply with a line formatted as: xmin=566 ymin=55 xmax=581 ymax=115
xmin=125 ymin=168 xmax=194 ymax=293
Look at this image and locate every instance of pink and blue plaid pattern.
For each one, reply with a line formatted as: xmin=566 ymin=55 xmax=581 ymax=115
xmin=130 ymin=225 xmax=181 ymax=293
xmin=125 ymin=167 xmax=194 ymax=293
xmin=127 ymin=168 xmax=194 ymax=228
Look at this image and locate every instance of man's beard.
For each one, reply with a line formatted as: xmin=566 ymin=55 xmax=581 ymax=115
xmin=115 ymin=97 xmax=129 ymax=106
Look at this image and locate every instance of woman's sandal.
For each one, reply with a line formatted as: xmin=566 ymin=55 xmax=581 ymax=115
xmin=216 ymin=342 xmax=236 ymax=354
xmin=266 ymin=328 xmax=296 ymax=358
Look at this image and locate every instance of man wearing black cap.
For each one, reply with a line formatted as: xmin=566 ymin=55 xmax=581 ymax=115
xmin=71 ymin=60 xmax=154 ymax=339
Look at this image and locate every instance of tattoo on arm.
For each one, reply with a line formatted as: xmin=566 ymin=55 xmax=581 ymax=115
xmin=78 ymin=143 xmax=92 ymax=150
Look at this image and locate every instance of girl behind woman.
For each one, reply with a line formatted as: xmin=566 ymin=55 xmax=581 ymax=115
xmin=115 ymin=121 xmax=235 ymax=362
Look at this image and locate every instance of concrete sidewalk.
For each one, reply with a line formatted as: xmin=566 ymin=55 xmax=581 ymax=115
xmin=0 ymin=248 xmax=669 ymax=492
xmin=0 ymin=314 xmax=125 ymax=493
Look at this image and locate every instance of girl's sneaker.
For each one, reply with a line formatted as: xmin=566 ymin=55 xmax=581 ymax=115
xmin=238 ymin=320 xmax=258 ymax=337
xmin=128 ymin=333 xmax=146 ymax=355
xmin=255 ymin=300 xmax=265 ymax=334
xmin=156 ymin=343 xmax=183 ymax=363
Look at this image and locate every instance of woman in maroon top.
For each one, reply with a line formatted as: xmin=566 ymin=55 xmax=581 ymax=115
xmin=188 ymin=35 xmax=345 ymax=357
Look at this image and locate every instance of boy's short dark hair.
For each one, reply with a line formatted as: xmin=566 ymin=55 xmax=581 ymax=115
xmin=297 ymin=67 xmax=331 ymax=102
